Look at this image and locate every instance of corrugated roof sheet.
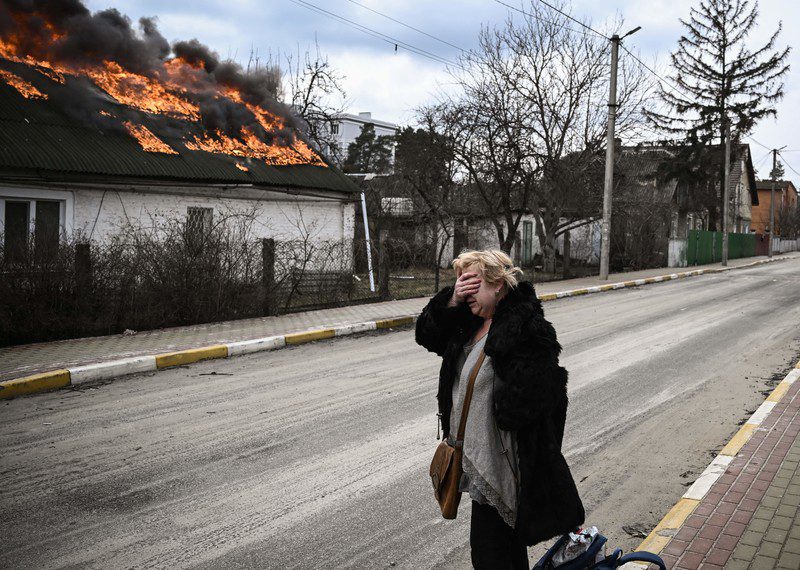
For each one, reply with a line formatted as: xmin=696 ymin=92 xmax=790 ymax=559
xmin=0 ymin=59 xmax=359 ymax=195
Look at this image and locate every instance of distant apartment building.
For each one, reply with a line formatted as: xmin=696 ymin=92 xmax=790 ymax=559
xmin=322 ymin=112 xmax=398 ymax=168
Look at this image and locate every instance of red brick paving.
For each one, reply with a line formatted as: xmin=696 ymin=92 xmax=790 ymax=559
xmin=662 ymin=376 xmax=800 ymax=569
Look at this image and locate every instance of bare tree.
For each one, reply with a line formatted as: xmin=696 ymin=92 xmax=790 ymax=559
xmin=777 ymin=201 xmax=800 ymax=238
xmin=283 ymin=41 xmax=348 ymax=163
xmin=422 ymin=1 xmax=653 ymax=273
xmin=425 ymin=23 xmax=539 ymax=255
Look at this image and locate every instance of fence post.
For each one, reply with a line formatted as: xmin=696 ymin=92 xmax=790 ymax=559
xmin=74 ymin=243 xmax=92 ymax=331
xmin=262 ymin=238 xmax=276 ymax=315
xmin=378 ymin=230 xmax=390 ymax=301
xmin=75 ymin=243 xmax=92 ymax=291
xmin=562 ymin=230 xmax=571 ymax=278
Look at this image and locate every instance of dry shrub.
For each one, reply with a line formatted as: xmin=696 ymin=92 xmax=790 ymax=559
xmin=0 ymin=212 xmax=368 ymax=347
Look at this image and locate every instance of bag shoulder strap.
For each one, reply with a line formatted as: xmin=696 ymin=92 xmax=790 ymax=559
xmin=455 ymin=349 xmax=486 ymax=442
xmin=616 ymin=552 xmax=666 ymax=570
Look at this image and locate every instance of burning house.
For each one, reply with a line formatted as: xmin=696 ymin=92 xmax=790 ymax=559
xmin=0 ymin=2 xmax=358 ymax=266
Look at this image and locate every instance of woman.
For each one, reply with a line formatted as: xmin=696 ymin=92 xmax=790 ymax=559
xmin=415 ymin=250 xmax=584 ymax=569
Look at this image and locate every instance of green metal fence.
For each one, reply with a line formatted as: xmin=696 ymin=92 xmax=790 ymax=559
xmin=687 ymin=230 xmax=756 ymax=265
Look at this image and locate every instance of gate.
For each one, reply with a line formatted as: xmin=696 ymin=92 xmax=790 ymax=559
xmin=687 ymin=230 xmax=756 ymax=265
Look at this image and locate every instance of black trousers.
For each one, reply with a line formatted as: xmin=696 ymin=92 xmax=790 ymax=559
xmin=470 ymin=501 xmax=529 ymax=570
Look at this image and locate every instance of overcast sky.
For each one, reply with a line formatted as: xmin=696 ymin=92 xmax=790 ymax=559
xmin=85 ymin=0 xmax=799 ymax=179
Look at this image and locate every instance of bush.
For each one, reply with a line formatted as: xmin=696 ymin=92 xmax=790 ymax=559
xmin=0 ymin=212 xmax=369 ymax=347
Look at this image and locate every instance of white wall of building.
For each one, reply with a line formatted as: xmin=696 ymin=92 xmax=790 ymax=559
xmin=464 ymin=215 xmax=542 ymax=266
xmin=555 ymin=220 xmax=601 ymax=265
xmin=326 ymin=112 xmax=398 ymax=166
xmin=1 ymin=183 xmax=357 ymax=270
xmin=732 ymin=158 xmax=753 ymax=233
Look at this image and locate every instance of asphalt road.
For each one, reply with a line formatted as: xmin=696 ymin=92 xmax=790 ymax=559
xmin=2 ymin=258 xmax=800 ymax=569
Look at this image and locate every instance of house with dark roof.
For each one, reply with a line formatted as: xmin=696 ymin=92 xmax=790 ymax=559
xmin=0 ymin=57 xmax=360 ymax=266
xmin=612 ymin=143 xmax=758 ymax=267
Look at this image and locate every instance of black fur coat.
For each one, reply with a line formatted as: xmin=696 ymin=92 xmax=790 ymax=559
xmin=415 ymin=281 xmax=585 ymax=546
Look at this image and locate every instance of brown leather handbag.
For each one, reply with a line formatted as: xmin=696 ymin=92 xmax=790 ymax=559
xmin=429 ymin=350 xmax=486 ymax=519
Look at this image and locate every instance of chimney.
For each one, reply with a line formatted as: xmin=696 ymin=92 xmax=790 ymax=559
xmin=614 ymin=137 xmax=622 ymax=162
xmin=358 ymin=112 xmax=372 ymax=119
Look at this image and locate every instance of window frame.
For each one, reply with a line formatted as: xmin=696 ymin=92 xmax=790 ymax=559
xmin=186 ymin=206 xmax=214 ymax=252
xmin=0 ymin=188 xmax=73 ymax=238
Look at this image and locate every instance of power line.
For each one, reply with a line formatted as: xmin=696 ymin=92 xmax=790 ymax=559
xmin=619 ymin=44 xmax=693 ymax=103
xmin=289 ymin=0 xmax=460 ymax=67
xmin=343 ymin=0 xmax=467 ymax=53
xmin=744 ymin=134 xmax=771 ymax=152
xmin=531 ymin=0 xmax=608 ymax=39
xmin=754 ymin=149 xmax=773 ymax=171
xmin=286 ymin=0 xmax=464 ymax=69
xmin=493 ymin=0 xmax=602 ymax=38
xmin=777 ymin=152 xmax=800 ymax=178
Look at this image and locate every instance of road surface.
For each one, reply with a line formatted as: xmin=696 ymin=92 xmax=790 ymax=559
xmin=2 ymin=258 xmax=800 ymax=569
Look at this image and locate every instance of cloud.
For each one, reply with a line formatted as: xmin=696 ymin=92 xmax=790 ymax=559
xmin=81 ymin=0 xmax=800 ymax=174
xmin=328 ymin=48 xmax=456 ymax=124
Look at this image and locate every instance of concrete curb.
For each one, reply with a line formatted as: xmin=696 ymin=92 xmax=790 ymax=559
xmin=0 ymin=255 xmax=793 ymax=400
xmin=631 ymin=359 xmax=800 ymax=565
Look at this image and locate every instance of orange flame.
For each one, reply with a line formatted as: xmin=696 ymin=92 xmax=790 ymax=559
xmin=124 ymin=121 xmax=178 ymax=154
xmin=87 ymin=62 xmax=200 ymax=120
xmin=0 ymin=30 xmax=327 ymax=167
xmin=0 ymin=68 xmax=46 ymax=99
xmin=35 ymin=65 xmax=65 ymax=84
xmin=0 ymin=39 xmax=66 ymax=83
xmin=186 ymin=128 xmax=325 ymax=166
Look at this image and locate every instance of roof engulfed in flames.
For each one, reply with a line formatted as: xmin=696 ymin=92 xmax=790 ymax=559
xmin=0 ymin=68 xmax=46 ymax=99
xmin=87 ymin=62 xmax=201 ymax=121
xmin=124 ymin=121 xmax=178 ymax=154
xmin=0 ymin=2 xmax=326 ymax=168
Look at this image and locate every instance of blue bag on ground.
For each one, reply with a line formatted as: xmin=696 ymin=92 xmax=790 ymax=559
xmin=533 ymin=527 xmax=666 ymax=570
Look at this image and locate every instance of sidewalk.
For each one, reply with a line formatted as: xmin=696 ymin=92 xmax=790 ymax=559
xmin=640 ymin=361 xmax=800 ymax=569
xmin=0 ymin=254 xmax=795 ymax=387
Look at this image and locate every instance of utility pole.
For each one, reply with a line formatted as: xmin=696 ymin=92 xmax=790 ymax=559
xmin=769 ymin=149 xmax=777 ymax=258
xmin=722 ymin=120 xmax=731 ymax=266
xmin=599 ymin=26 xmax=639 ymax=280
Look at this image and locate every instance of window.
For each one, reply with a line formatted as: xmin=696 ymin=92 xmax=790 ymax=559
xmin=2 ymin=199 xmax=65 ymax=264
xmin=522 ymin=221 xmax=533 ymax=266
xmin=34 ymin=200 xmax=60 ymax=258
xmin=4 ymin=200 xmax=30 ymax=264
xmin=330 ymin=122 xmax=339 ymax=135
xmin=186 ymin=207 xmax=213 ymax=251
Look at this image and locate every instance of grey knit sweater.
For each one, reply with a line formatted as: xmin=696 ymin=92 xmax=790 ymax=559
xmin=449 ymin=334 xmax=520 ymax=527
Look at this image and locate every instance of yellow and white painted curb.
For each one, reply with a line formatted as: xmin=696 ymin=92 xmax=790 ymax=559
xmin=0 ymin=255 xmax=793 ymax=400
xmin=0 ymin=315 xmax=417 ymax=400
xmin=545 ymin=255 xmax=790 ymax=303
xmin=628 ymin=359 xmax=800 ymax=566
xmin=0 ymin=369 xmax=71 ymax=399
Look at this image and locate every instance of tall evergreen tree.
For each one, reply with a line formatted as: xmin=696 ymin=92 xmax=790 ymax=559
xmin=647 ymin=0 xmax=789 ymax=229
xmin=343 ymin=123 xmax=394 ymax=174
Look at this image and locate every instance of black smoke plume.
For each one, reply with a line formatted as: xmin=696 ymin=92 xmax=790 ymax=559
xmin=0 ymin=0 xmax=296 ymax=146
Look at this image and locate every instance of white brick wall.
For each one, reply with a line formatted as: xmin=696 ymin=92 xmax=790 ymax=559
xmin=1 ymin=183 xmax=356 ymax=270
xmin=72 ymin=187 xmax=353 ymax=243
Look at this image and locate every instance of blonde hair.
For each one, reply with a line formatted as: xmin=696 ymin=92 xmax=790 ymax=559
xmin=452 ymin=249 xmax=524 ymax=289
